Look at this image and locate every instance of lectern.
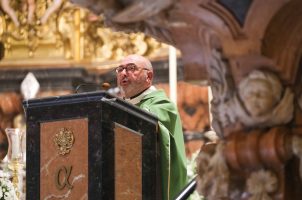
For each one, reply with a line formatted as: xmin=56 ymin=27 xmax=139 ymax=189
xmin=23 ymin=91 xmax=160 ymax=200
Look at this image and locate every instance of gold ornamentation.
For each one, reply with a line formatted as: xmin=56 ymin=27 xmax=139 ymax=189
xmin=0 ymin=1 xmax=167 ymax=66
xmin=53 ymin=128 xmax=74 ymax=155
xmin=82 ymin=14 xmax=166 ymax=61
xmin=0 ymin=0 xmax=68 ymax=60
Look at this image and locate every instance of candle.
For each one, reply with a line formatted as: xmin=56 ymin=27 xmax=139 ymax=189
xmin=5 ymin=128 xmax=23 ymax=163
xmin=11 ymin=132 xmax=21 ymax=160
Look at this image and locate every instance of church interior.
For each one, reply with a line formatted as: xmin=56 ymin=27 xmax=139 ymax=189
xmin=0 ymin=0 xmax=302 ymax=199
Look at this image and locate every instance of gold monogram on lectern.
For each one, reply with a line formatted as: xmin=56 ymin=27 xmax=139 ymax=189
xmin=55 ymin=165 xmax=73 ymax=190
xmin=53 ymin=128 xmax=75 ymax=155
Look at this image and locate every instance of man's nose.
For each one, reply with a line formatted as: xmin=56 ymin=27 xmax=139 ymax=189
xmin=120 ymin=68 xmax=127 ymax=74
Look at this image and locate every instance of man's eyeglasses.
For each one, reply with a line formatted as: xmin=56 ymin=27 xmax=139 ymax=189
xmin=115 ymin=63 xmax=149 ymax=73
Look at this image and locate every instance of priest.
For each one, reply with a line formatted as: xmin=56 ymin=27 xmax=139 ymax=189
xmin=116 ymin=54 xmax=187 ymax=200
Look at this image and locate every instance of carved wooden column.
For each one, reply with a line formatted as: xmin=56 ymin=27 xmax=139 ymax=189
xmin=193 ymin=0 xmax=302 ymax=199
xmin=196 ymin=50 xmax=302 ymax=199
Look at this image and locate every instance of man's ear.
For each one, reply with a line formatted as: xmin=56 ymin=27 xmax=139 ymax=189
xmin=147 ymin=71 xmax=153 ymax=83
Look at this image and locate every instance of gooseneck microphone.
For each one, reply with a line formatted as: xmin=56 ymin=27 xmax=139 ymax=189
xmin=75 ymin=82 xmax=111 ymax=93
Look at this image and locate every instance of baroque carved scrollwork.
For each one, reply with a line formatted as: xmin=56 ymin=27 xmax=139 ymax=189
xmin=111 ymin=0 xmax=174 ymax=24
xmin=208 ymin=49 xmax=235 ymax=137
xmin=196 ymin=142 xmax=230 ymax=200
xmin=69 ymin=0 xmax=176 ymax=45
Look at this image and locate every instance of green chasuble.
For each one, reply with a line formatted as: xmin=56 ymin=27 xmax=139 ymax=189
xmin=137 ymin=90 xmax=187 ymax=200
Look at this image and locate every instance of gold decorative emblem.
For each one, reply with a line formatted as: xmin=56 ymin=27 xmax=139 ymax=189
xmin=53 ymin=128 xmax=75 ymax=155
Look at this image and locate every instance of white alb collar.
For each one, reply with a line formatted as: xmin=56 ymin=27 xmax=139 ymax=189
xmin=125 ymin=86 xmax=157 ymax=105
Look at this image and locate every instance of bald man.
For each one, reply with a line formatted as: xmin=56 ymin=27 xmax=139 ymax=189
xmin=116 ymin=54 xmax=187 ymax=200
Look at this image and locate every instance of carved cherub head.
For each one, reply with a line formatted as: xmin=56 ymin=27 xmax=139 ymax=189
xmin=238 ymin=70 xmax=282 ymax=117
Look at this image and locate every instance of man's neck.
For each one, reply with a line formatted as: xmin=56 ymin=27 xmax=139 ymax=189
xmin=125 ymin=86 xmax=156 ymax=104
xmin=129 ymin=87 xmax=150 ymax=99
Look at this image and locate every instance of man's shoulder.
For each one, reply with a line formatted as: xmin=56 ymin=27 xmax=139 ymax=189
xmin=141 ymin=90 xmax=170 ymax=104
xmin=139 ymin=90 xmax=178 ymax=114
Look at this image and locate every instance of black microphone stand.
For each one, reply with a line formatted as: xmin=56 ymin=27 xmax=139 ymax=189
xmin=174 ymin=176 xmax=197 ymax=200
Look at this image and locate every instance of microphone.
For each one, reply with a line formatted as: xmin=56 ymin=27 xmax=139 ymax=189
xmin=75 ymin=82 xmax=111 ymax=93
xmin=101 ymin=82 xmax=111 ymax=90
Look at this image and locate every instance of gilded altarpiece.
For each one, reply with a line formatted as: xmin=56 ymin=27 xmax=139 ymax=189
xmin=0 ymin=0 xmax=167 ymax=67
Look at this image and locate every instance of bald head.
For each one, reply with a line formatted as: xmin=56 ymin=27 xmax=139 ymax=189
xmin=117 ymin=54 xmax=154 ymax=98
xmin=120 ymin=54 xmax=153 ymax=71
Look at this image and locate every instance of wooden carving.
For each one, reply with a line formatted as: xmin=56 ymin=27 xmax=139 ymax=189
xmin=225 ymin=70 xmax=294 ymax=128
xmin=207 ymin=49 xmax=235 ymax=137
xmin=246 ymin=170 xmax=278 ymax=200
xmin=238 ymin=71 xmax=293 ymax=126
xmin=111 ymin=0 xmax=174 ymax=23
xmin=196 ymin=143 xmax=229 ymax=200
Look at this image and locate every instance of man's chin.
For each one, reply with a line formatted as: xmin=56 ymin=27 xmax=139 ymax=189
xmin=120 ymin=82 xmax=130 ymax=87
xmin=120 ymin=87 xmax=131 ymax=96
xmin=120 ymin=85 xmax=129 ymax=91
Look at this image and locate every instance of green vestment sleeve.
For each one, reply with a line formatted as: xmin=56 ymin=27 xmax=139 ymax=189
xmin=137 ymin=90 xmax=187 ymax=200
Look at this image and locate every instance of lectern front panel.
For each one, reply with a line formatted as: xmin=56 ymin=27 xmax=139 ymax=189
xmin=40 ymin=118 xmax=88 ymax=199
xmin=114 ymin=124 xmax=142 ymax=200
